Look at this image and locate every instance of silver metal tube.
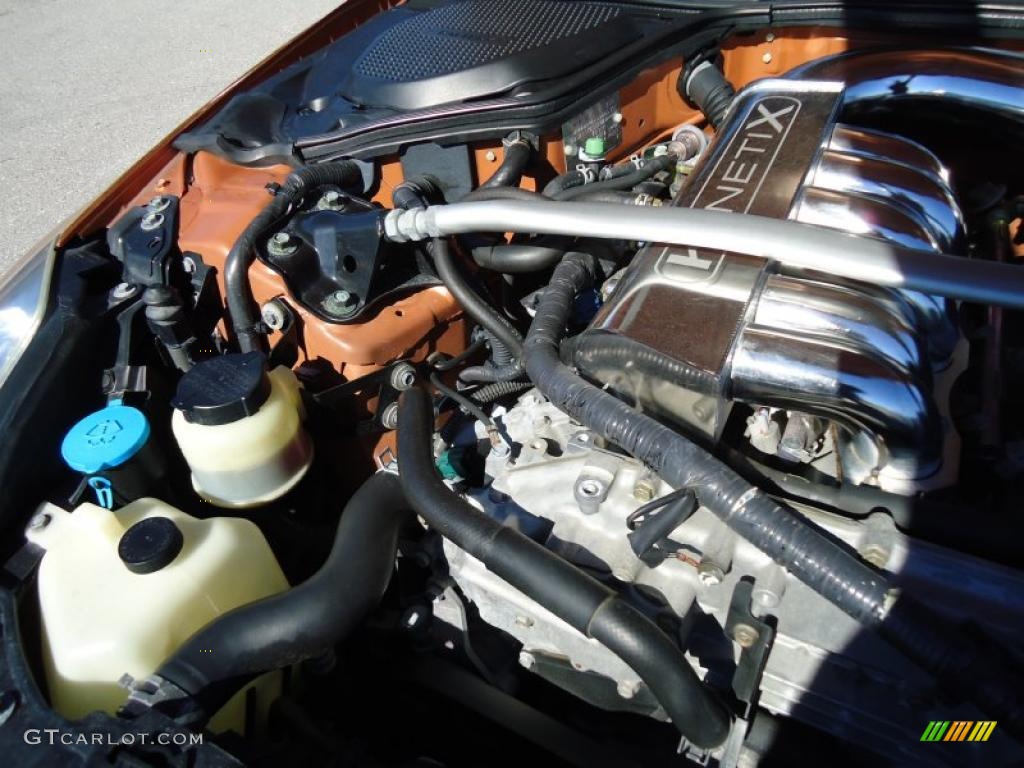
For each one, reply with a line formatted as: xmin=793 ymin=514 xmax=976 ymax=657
xmin=384 ymin=201 xmax=1024 ymax=308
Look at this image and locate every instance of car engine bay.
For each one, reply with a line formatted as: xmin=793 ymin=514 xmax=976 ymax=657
xmin=1 ymin=2 xmax=1024 ymax=766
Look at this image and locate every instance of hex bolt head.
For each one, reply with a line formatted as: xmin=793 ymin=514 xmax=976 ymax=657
xmin=633 ymin=478 xmax=656 ymax=502
xmin=267 ymin=231 xmax=299 ymax=257
xmin=140 ymin=212 xmax=164 ymax=231
xmin=762 ymin=51 xmax=773 ymax=64
xmin=697 ymin=559 xmax=725 ymax=587
xmin=261 ymin=300 xmax=288 ymax=331
xmin=733 ymin=623 xmax=761 ymax=649
xmin=519 ymin=651 xmax=536 ymax=670
xmin=485 ymin=150 xmax=497 ymax=162
xmin=317 ymin=190 xmax=346 ymax=210
xmin=147 ymin=196 xmax=171 ymax=212
xmin=381 ymin=402 xmax=400 ymax=430
xmin=322 ymin=289 xmax=357 ymax=317
xmin=563 ymin=144 xmax=577 ymax=157
xmin=389 ymin=362 xmax=417 ymax=391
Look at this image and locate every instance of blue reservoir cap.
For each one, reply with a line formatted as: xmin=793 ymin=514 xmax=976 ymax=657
xmin=61 ymin=404 xmax=150 ymax=474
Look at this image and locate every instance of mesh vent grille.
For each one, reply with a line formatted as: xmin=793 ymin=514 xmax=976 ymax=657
xmin=355 ymin=0 xmax=621 ymax=82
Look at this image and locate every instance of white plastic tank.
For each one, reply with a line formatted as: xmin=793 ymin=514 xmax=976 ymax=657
xmin=26 ymin=497 xmax=289 ymax=733
xmin=170 ymin=353 xmax=313 ymax=508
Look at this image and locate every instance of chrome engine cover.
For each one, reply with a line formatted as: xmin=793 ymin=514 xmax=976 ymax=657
xmin=579 ymin=79 xmax=966 ymax=494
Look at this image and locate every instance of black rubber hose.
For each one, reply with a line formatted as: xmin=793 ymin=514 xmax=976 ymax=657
xmin=569 ymin=190 xmax=653 ymax=205
xmin=225 ymin=161 xmax=363 ymax=353
xmin=680 ymin=60 xmax=736 ymax=129
xmin=542 ymin=169 xmax=587 ymax=197
xmin=471 ymin=244 xmax=566 ymax=273
xmin=155 ymin=471 xmax=410 ymax=717
xmin=458 ymin=363 xmax=525 ymax=384
xmin=396 ymin=388 xmax=732 ymax=749
xmin=461 ymin=186 xmax=548 ymax=203
xmin=480 ymin=139 xmax=532 ymax=189
xmin=574 ymin=331 xmax=719 ymax=395
xmin=392 ymin=175 xmax=444 ymax=210
xmin=553 ymin=155 xmax=677 ymax=202
xmin=430 ymin=371 xmax=494 ymax=430
xmin=524 ymin=253 xmax=1024 ymax=739
xmin=432 ymin=237 xmax=524 ymax=369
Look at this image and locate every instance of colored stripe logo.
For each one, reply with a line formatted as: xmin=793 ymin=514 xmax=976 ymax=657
xmin=920 ymin=721 xmax=997 ymax=742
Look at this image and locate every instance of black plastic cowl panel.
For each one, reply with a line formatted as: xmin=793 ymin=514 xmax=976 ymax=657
xmin=340 ymin=0 xmax=637 ymax=110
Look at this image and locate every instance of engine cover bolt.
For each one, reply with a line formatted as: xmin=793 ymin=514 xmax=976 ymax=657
xmin=140 ymin=212 xmax=164 ymax=231
xmin=733 ymin=623 xmax=761 ymax=648
xmin=268 ymin=231 xmax=299 ymax=257
xmin=697 ymin=559 xmax=725 ymax=586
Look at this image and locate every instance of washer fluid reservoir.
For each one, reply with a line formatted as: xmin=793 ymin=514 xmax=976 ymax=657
xmin=26 ymin=497 xmax=289 ymax=732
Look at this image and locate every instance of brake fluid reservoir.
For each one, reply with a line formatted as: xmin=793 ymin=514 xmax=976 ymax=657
xmin=170 ymin=352 xmax=313 ymax=508
xmin=25 ymin=498 xmax=289 ymax=732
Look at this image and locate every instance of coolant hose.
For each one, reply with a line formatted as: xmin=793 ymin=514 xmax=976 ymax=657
xmin=524 ymin=252 xmax=1024 ymax=739
xmin=471 ymin=243 xmax=566 ymax=273
xmin=396 ymin=387 xmax=732 ymax=749
xmin=155 ymin=471 xmax=410 ymax=717
xmin=225 ymin=161 xmax=363 ymax=353
xmin=383 ymin=200 xmax=1024 ymax=309
xmin=542 ymin=169 xmax=587 ymax=197
xmin=480 ymin=138 xmax=532 ymax=189
xmin=432 ymin=237 xmax=525 ymax=368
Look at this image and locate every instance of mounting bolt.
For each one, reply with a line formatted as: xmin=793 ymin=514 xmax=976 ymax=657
xmin=268 ymin=231 xmax=299 ymax=257
xmin=616 ymin=680 xmax=641 ymax=699
xmin=563 ymin=143 xmax=577 ymax=157
xmin=317 ymin=189 xmax=346 ymax=210
xmin=633 ymin=478 xmax=656 ymax=502
xmin=514 ymin=615 xmax=534 ymax=628
xmin=732 ymin=623 xmax=761 ymax=649
xmin=762 ymin=51 xmax=773 ymax=64
xmin=389 ymin=362 xmax=417 ymax=391
xmin=28 ymin=512 xmax=52 ymax=531
xmin=861 ymin=544 xmax=891 ymax=569
xmin=485 ymin=150 xmax=497 ymax=162
xmin=612 ymin=112 xmax=624 ymax=124
xmin=147 ymin=196 xmax=171 ymax=212
xmin=111 ymin=282 xmax=139 ymax=300
xmin=518 ymin=651 xmax=536 ymax=670
xmin=261 ymin=300 xmax=288 ymax=331
xmin=765 ymin=32 xmax=776 ymax=42
xmin=697 ymin=559 xmax=725 ymax=587
xmin=140 ymin=212 xmax=164 ymax=231
xmin=381 ymin=402 xmax=400 ymax=430
xmin=322 ymin=289 xmax=357 ymax=317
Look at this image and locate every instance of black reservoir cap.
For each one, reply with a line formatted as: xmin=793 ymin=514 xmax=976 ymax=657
xmin=172 ymin=352 xmax=271 ymax=426
xmin=118 ymin=517 xmax=184 ymax=575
